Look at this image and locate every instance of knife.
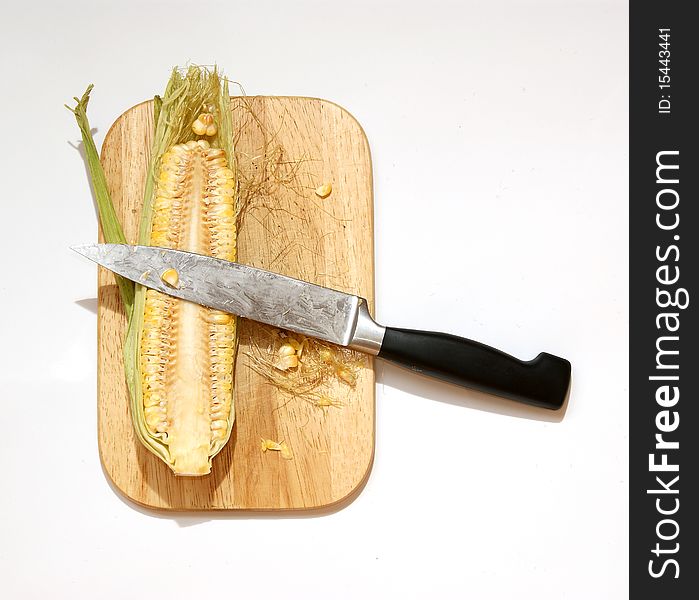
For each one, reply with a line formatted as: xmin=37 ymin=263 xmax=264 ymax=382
xmin=73 ymin=243 xmax=571 ymax=409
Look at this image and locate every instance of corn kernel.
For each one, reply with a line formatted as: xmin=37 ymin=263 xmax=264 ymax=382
xmin=315 ymin=182 xmax=332 ymax=198
xmin=260 ymin=438 xmax=283 ymax=452
xmin=160 ymin=268 xmax=179 ymax=288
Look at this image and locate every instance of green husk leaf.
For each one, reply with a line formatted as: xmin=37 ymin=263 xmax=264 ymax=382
xmin=67 ymin=86 xmax=135 ymax=316
xmin=152 ymin=95 xmax=162 ymax=133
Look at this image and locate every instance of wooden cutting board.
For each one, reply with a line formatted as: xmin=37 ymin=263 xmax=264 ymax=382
xmin=98 ymin=97 xmax=374 ymax=511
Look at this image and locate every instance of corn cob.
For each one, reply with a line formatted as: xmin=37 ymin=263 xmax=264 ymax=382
xmin=122 ymin=67 xmax=239 ymax=476
xmin=138 ymin=140 xmax=237 ymax=474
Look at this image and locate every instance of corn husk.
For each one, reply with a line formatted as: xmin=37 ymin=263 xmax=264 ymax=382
xmin=70 ymin=67 xmax=239 ymax=473
xmin=66 ymin=87 xmax=134 ymax=315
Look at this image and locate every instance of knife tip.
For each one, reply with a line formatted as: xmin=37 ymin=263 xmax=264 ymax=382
xmin=70 ymin=243 xmax=100 ymax=260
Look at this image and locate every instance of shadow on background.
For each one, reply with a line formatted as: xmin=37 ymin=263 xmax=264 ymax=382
xmin=75 ymin=297 xmax=98 ymax=314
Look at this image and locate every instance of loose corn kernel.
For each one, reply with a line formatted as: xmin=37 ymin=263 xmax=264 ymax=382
xmin=259 ymin=438 xmax=292 ymax=460
xmin=160 ymin=268 xmax=179 ymax=288
xmin=276 ymin=340 xmax=302 ymax=370
xmin=279 ymin=343 xmax=296 ymax=357
xmin=315 ymin=182 xmax=332 ymax=198
xmin=260 ymin=438 xmax=283 ymax=452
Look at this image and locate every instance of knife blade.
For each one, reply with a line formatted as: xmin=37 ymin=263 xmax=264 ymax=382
xmin=73 ymin=243 xmax=571 ymax=409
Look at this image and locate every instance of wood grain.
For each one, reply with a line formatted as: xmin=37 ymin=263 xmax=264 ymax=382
xmin=98 ymin=97 xmax=374 ymax=510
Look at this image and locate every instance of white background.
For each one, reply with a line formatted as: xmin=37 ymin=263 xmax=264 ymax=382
xmin=0 ymin=0 xmax=628 ymax=598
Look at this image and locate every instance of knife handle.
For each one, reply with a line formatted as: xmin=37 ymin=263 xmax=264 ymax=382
xmin=377 ymin=327 xmax=570 ymax=409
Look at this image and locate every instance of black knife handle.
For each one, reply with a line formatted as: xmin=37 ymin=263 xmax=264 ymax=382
xmin=377 ymin=327 xmax=571 ymax=409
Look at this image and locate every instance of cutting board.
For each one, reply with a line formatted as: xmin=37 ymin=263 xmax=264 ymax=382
xmin=98 ymin=97 xmax=375 ymax=511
